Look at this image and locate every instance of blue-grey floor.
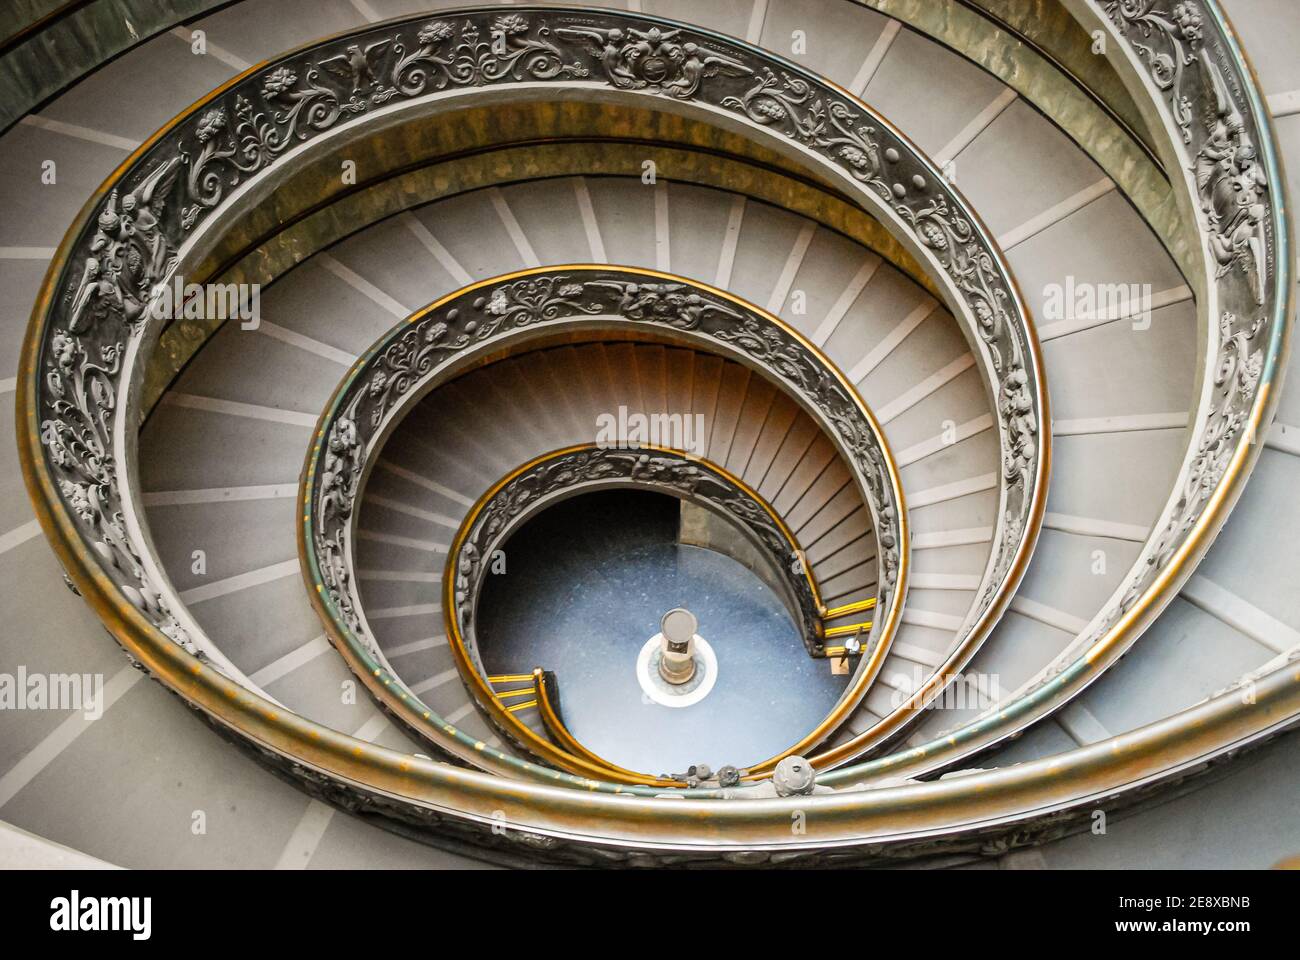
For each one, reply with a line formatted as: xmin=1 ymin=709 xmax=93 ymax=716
xmin=476 ymin=491 xmax=849 ymax=774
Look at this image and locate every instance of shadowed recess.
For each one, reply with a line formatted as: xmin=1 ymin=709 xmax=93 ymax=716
xmin=476 ymin=490 xmax=848 ymax=774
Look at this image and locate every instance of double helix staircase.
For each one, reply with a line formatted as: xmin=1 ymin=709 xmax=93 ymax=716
xmin=0 ymin=0 xmax=1297 ymax=868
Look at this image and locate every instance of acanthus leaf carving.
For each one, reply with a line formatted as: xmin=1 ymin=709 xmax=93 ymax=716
xmin=306 ymin=270 xmax=904 ymax=673
xmin=393 ymin=16 xmax=587 ymax=97
xmin=454 ymin=447 xmax=823 ymax=656
xmin=722 ymin=69 xmax=888 ymax=195
xmin=40 ymin=328 xmax=195 ymax=654
xmin=557 ymin=23 xmax=749 ymax=98
xmin=1107 ymin=1 xmax=1270 ymax=305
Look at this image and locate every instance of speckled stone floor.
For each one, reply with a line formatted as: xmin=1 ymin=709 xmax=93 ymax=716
xmin=476 ymin=490 xmax=849 ymax=774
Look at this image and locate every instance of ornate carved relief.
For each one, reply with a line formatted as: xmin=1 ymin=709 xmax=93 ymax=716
xmin=17 ymin=1 xmax=1289 ymax=863
xmin=1014 ymin=1 xmax=1285 ymax=698
xmin=28 ymin=7 xmax=1056 ymax=822
xmin=557 ymin=23 xmax=749 ymax=97
xmin=42 ymin=331 xmax=193 ymax=653
xmin=316 ymin=395 xmax=367 ymax=651
xmin=1108 ymin=1 xmax=1270 ymax=304
xmin=33 ymin=8 xmax=1037 ymax=681
xmin=451 ymin=446 xmax=822 ymax=654
xmin=306 ymin=269 xmax=903 ymax=673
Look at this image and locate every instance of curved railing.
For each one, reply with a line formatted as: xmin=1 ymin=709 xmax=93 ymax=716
xmin=21 ymin=1 xmax=1290 ymax=861
xmin=484 ymin=667 xmax=691 ymax=786
xmin=300 ymin=267 xmax=907 ymax=783
xmin=819 ymin=0 xmax=1295 ymax=785
xmin=18 ymin=5 xmax=1046 ymax=773
xmin=0 ymin=1 xmax=232 ymax=133
xmin=450 ymin=445 xmax=825 ymax=660
xmin=438 ymin=443 xmax=833 ymax=779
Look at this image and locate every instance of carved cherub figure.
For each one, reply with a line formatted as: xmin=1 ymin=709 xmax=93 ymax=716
xmin=556 ymin=26 xmax=638 ymax=88
xmin=68 ymin=158 xmax=180 ymax=332
xmin=1196 ymin=62 xmax=1268 ymax=304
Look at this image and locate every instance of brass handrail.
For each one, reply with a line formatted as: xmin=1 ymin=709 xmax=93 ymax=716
xmin=823 ymin=622 xmax=873 ymax=642
xmin=823 ymin=597 xmax=877 ymax=620
xmin=530 ymin=669 xmax=688 ymax=784
xmin=21 ymin=2 xmax=1284 ymax=862
xmin=120 ymin=5 xmax=1040 ymax=763
xmin=24 ymin=4 xmax=1048 ymax=788
xmin=438 ymin=441 xmax=844 ymax=781
xmin=297 ymin=260 xmax=907 ymax=783
xmin=819 ymin=0 xmax=1295 ymax=784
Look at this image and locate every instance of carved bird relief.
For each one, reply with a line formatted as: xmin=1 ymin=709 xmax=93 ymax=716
xmin=320 ymin=39 xmax=392 ymax=93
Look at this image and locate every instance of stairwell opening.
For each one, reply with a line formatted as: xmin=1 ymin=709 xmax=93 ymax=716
xmin=474 ymin=489 xmax=849 ymax=775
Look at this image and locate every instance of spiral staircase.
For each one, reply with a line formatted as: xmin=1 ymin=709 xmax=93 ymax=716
xmin=0 ymin=0 xmax=1296 ymax=869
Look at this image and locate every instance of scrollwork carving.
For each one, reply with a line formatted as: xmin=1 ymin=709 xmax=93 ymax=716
xmin=1106 ymin=1 xmax=1202 ymax=141
xmin=723 ymin=69 xmax=888 ymax=193
xmin=306 ymin=269 xmax=903 ymax=670
xmin=41 ymin=330 xmax=194 ymax=653
xmin=557 ymin=23 xmax=749 ymax=98
xmin=392 ymin=15 xmax=588 ymax=97
xmin=452 ymin=447 xmax=821 ymax=656
xmin=315 ymin=397 xmax=368 ymax=649
xmin=1108 ymin=1 xmax=1269 ymax=306
xmin=29 ymin=6 xmax=1072 ymax=824
xmin=1007 ymin=1 xmax=1286 ymax=704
